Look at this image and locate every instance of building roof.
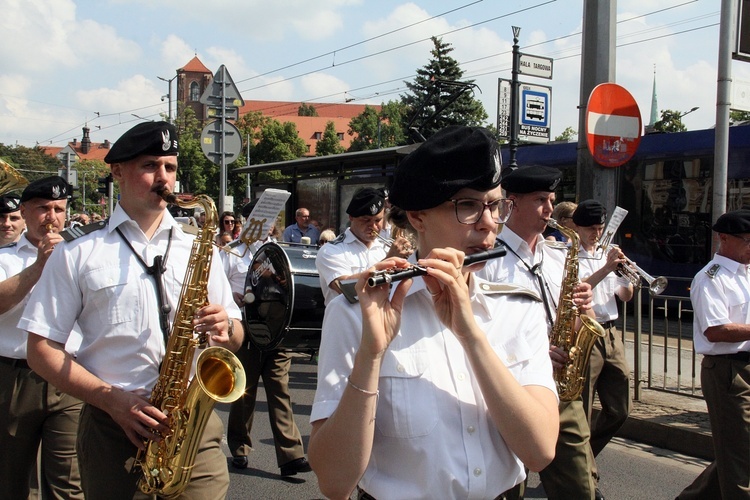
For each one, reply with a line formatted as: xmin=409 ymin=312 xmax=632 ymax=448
xmin=42 ymin=140 xmax=111 ymax=163
xmin=179 ymin=56 xmax=212 ymax=74
xmin=240 ymin=100 xmax=378 ymax=119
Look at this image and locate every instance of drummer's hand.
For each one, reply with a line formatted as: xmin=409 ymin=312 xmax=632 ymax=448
xmin=420 ymin=248 xmax=476 ymax=341
xmin=356 ymin=258 xmax=412 ymax=358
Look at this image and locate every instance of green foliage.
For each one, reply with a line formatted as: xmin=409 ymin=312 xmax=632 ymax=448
xmin=347 ymin=102 xmax=407 ymax=151
xmin=730 ymin=110 xmax=750 ymax=123
xmin=653 ymin=109 xmax=688 ymax=133
xmin=0 ymin=144 xmax=62 ymax=181
xmin=555 ymin=126 xmax=577 ymax=142
xmin=315 ymin=121 xmax=345 ymax=156
xmin=252 ymin=120 xmax=307 ymax=163
xmin=70 ymin=159 xmax=110 ymax=215
xmin=298 ymin=103 xmax=319 ymax=117
xmin=173 ymin=104 xmax=213 ymax=196
xmin=400 ymin=36 xmax=488 ymax=140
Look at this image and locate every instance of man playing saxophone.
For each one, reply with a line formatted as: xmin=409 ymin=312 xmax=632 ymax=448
xmin=479 ymin=165 xmax=600 ymax=500
xmin=21 ymin=121 xmax=244 ymax=499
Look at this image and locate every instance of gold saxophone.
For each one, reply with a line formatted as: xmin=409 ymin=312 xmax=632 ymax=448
xmin=547 ymin=218 xmax=605 ymax=401
xmin=136 ymin=190 xmax=246 ymax=498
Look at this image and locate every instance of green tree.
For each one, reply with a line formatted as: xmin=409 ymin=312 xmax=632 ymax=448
xmin=252 ymin=120 xmax=307 ymax=163
xmin=555 ymin=126 xmax=577 ymax=142
xmin=0 ymin=144 xmax=62 ymax=181
xmin=653 ymin=109 xmax=688 ymax=133
xmin=348 ymin=102 xmax=407 ymax=151
xmin=72 ymin=159 xmax=110 ymax=215
xmin=315 ymin=121 xmax=345 ymax=156
xmin=298 ymin=103 xmax=319 ymax=117
xmin=173 ymin=104 xmax=213 ymax=196
xmin=730 ymin=110 xmax=750 ymax=123
xmin=400 ymin=36 xmax=488 ymax=140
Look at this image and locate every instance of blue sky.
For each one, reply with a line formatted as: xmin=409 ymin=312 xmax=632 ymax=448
xmin=0 ymin=0 xmax=740 ymax=150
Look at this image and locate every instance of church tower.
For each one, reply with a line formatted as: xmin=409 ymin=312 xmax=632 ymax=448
xmin=176 ymin=55 xmax=213 ymax=123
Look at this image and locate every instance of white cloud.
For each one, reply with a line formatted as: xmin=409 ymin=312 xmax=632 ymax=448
xmin=300 ymin=73 xmax=349 ymax=101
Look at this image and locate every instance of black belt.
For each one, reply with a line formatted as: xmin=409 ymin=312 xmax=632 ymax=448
xmin=711 ymin=352 xmax=750 ymax=363
xmin=0 ymin=355 xmax=30 ymax=370
xmin=601 ymin=320 xmax=616 ymax=329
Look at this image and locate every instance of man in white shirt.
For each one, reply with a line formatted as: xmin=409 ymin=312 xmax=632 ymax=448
xmin=21 ymin=121 xmax=243 ymax=499
xmin=0 ymin=176 xmax=83 ymax=499
xmin=309 ymin=126 xmax=559 ymax=500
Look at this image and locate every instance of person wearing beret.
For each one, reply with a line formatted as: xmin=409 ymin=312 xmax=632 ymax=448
xmin=21 ymin=121 xmax=243 ymax=499
xmin=309 ymin=125 xmax=558 ymax=499
xmin=0 ymin=176 xmax=84 ymax=498
xmin=315 ymin=186 xmax=412 ymax=306
xmin=479 ymin=165 xmax=600 ymax=499
xmin=573 ymin=200 xmax=633 ymax=478
xmin=0 ymin=194 xmax=25 ymax=247
xmin=678 ymin=210 xmax=750 ymax=499
xmin=282 ymin=207 xmax=321 ymax=244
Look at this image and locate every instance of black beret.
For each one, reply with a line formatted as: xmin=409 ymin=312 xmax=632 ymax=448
xmin=713 ymin=210 xmax=750 ymax=234
xmin=347 ymin=187 xmax=385 ymax=217
xmin=572 ymin=199 xmax=607 ymax=226
xmin=389 ymin=126 xmax=502 ymax=210
xmin=0 ymin=194 xmax=21 ymax=214
xmin=242 ymin=200 xmax=258 ymax=218
xmin=500 ymin=165 xmax=562 ymax=194
xmin=20 ymin=176 xmax=70 ymax=203
xmin=104 ymin=121 xmax=178 ymax=164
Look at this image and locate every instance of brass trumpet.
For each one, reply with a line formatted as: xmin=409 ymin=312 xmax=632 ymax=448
xmin=609 ymin=245 xmax=668 ymax=296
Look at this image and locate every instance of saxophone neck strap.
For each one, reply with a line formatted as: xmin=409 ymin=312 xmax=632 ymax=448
xmin=115 ymin=227 xmax=174 ymax=342
xmin=498 ymin=238 xmax=555 ymax=326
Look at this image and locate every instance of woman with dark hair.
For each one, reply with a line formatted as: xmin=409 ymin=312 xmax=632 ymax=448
xmin=219 ymin=211 xmax=237 ymax=237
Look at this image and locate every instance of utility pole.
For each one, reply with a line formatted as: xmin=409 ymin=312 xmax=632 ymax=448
xmin=509 ymin=26 xmax=521 ymax=169
xmin=158 ymin=75 xmax=176 ymax=121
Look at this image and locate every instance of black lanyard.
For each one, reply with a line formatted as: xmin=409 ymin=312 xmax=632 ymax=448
xmin=498 ymin=238 xmax=556 ymax=326
xmin=116 ymin=227 xmax=174 ymax=344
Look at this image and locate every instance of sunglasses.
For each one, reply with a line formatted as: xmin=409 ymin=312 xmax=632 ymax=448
xmin=223 ymin=219 xmax=235 ymax=224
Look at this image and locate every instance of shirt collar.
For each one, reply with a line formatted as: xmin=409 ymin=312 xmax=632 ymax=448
xmin=714 ymin=253 xmax=749 ymax=276
xmin=108 ymin=203 xmax=182 ymax=238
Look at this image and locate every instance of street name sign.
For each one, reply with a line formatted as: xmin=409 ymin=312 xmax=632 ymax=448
xmin=518 ymin=53 xmax=553 ymax=79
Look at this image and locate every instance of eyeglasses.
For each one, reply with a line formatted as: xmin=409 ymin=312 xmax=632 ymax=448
xmin=730 ymin=233 xmax=750 ymax=245
xmin=449 ymin=198 xmax=514 ymax=225
xmin=298 ymin=215 xmax=310 ymax=219
xmin=223 ymin=219 xmax=235 ymax=225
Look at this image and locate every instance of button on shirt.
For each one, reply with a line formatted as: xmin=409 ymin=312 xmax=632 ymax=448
xmin=315 ymin=228 xmax=387 ymax=305
xmin=691 ymin=254 xmax=750 ymax=356
xmin=18 ymin=205 xmax=241 ymax=397
xmin=311 ymin=272 xmax=555 ymax=499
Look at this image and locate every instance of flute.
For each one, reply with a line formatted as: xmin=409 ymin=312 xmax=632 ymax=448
xmin=367 ymin=244 xmax=507 ymax=287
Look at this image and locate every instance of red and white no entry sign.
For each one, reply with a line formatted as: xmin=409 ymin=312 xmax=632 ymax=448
xmin=586 ymin=83 xmax=642 ymax=167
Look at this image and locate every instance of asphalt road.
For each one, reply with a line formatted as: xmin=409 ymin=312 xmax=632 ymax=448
xmin=217 ymin=353 xmax=709 ymax=499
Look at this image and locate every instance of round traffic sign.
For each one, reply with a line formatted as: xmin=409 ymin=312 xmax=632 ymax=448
xmin=585 ymin=83 xmax=642 ymax=167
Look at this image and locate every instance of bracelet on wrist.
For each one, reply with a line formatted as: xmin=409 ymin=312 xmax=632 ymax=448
xmin=347 ymin=377 xmax=378 ymax=396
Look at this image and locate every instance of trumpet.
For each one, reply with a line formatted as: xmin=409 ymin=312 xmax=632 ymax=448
xmin=609 ymin=245 xmax=668 ymax=296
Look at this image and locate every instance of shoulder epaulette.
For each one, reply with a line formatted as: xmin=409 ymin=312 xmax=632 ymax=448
xmin=0 ymin=241 xmax=18 ymax=250
xmin=544 ymin=240 xmax=569 ymax=250
xmin=478 ymin=282 xmax=542 ymax=302
xmin=705 ymin=263 xmax=721 ymax=279
xmin=60 ymin=220 xmax=107 ymax=242
xmin=178 ymin=222 xmax=199 ymax=236
xmin=227 ymin=238 xmax=243 ymax=249
xmin=329 ymin=233 xmax=346 ymax=245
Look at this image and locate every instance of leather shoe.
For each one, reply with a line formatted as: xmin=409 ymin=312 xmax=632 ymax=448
xmin=231 ymin=456 xmax=248 ymax=469
xmin=280 ymin=457 xmax=312 ymax=476
xmin=595 ymin=487 xmax=605 ymax=500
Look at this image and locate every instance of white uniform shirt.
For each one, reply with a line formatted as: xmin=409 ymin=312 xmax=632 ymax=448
xmin=479 ymin=225 xmax=567 ymax=323
xmin=315 ymin=227 xmax=387 ymax=305
xmin=578 ymin=247 xmax=630 ymax=323
xmin=0 ymin=234 xmax=81 ymax=359
xmin=691 ymin=254 xmax=750 ymax=355
xmin=311 ymin=273 xmax=555 ymax=499
xmin=18 ymin=204 xmax=241 ymax=396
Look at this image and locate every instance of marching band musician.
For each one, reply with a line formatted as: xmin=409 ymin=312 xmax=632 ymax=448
xmin=0 ymin=176 xmax=83 ymax=499
xmin=0 ymin=193 xmax=25 ymax=246
xmin=478 ymin=165 xmax=600 ymax=499
xmin=308 ymin=126 xmax=559 ymax=500
xmin=21 ymin=121 xmax=243 ymax=499
xmin=678 ymin=210 xmax=750 ymax=499
xmin=573 ymin=200 xmax=633 ymax=466
xmin=315 ymin=187 xmax=412 ymax=306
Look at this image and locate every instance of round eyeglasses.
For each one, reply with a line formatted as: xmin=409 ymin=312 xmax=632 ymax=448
xmin=449 ymin=198 xmax=514 ymax=225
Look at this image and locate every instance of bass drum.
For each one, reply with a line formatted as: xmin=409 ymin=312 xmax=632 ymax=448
xmin=244 ymin=242 xmax=325 ymax=351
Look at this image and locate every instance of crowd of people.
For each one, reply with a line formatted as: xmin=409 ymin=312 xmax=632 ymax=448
xmin=0 ymin=120 xmax=746 ymax=499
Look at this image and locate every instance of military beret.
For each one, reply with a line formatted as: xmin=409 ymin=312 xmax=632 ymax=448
xmin=20 ymin=175 xmax=70 ymax=203
xmin=389 ymin=126 xmax=502 ymax=210
xmin=104 ymin=121 xmax=178 ymax=164
xmin=573 ymin=199 xmax=607 ymax=227
xmin=712 ymin=209 xmax=750 ymax=234
xmin=347 ymin=187 xmax=385 ymax=217
xmin=500 ymin=165 xmax=562 ymax=194
xmin=0 ymin=194 xmax=21 ymax=214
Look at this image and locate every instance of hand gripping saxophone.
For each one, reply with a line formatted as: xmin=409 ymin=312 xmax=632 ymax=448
xmin=547 ymin=218 xmax=605 ymax=401
xmin=136 ymin=190 xmax=246 ymax=498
